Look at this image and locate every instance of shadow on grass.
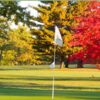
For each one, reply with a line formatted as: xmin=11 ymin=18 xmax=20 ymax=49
xmin=1 ymin=75 xmax=100 ymax=81
xmin=0 ymin=85 xmax=100 ymax=100
xmin=0 ymin=65 xmax=52 ymax=70
xmin=0 ymin=81 xmax=100 ymax=100
xmin=0 ymin=81 xmax=100 ymax=90
xmin=0 ymin=64 xmax=97 ymax=70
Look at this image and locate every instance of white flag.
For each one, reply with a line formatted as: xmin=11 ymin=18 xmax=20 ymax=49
xmin=50 ymin=62 xmax=55 ymax=69
xmin=53 ymin=26 xmax=63 ymax=47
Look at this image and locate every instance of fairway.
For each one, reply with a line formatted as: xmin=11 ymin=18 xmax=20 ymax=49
xmin=0 ymin=65 xmax=100 ymax=100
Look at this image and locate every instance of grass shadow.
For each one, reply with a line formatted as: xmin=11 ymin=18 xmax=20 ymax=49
xmin=1 ymin=75 xmax=100 ymax=81
xmin=0 ymin=84 xmax=100 ymax=100
xmin=0 ymin=64 xmax=98 ymax=70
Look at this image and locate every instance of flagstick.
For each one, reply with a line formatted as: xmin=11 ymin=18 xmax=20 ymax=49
xmin=52 ymin=44 xmax=56 ymax=99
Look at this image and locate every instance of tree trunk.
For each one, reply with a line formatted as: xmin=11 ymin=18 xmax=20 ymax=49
xmin=65 ymin=60 xmax=69 ymax=68
xmin=60 ymin=60 xmax=64 ymax=69
xmin=65 ymin=55 xmax=70 ymax=68
xmin=95 ymin=61 xmax=100 ymax=69
xmin=77 ymin=60 xmax=83 ymax=68
xmin=0 ymin=50 xmax=3 ymax=65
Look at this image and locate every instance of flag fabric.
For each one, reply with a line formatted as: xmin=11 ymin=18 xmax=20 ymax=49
xmin=53 ymin=26 xmax=63 ymax=47
xmin=50 ymin=62 xmax=55 ymax=69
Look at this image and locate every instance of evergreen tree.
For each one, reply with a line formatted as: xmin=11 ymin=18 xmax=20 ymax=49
xmin=30 ymin=1 xmax=89 ymax=68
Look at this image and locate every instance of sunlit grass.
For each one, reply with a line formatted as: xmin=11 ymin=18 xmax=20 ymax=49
xmin=0 ymin=68 xmax=99 ymax=77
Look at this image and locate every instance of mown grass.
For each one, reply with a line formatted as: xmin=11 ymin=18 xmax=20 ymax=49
xmin=0 ymin=64 xmax=100 ymax=100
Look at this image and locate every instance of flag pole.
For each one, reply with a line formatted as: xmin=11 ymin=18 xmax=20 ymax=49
xmin=52 ymin=25 xmax=63 ymax=99
xmin=52 ymin=44 xmax=56 ymax=99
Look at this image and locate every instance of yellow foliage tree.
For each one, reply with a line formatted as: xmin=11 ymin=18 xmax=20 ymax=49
xmin=1 ymin=25 xmax=40 ymax=65
xmin=30 ymin=1 xmax=89 ymax=68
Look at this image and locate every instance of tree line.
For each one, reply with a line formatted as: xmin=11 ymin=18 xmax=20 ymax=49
xmin=0 ymin=1 xmax=100 ymax=68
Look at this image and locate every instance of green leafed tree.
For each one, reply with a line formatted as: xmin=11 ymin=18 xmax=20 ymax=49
xmin=0 ymin=1 xmax=32 ymax=26
xmin=0 ymin=17 xmax=10 ymax=65
xmin=30 ymin=1 xmax=89 ymax=68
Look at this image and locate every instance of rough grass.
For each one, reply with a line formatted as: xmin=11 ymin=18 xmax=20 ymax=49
xmin=0 ymin=64 xmax=100 ymax=100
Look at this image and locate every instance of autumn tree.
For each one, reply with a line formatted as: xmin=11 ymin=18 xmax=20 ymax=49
xmin=30 ymin=1 xmax=89 ymax=68
xmin=1 ymin=25 xmax=40 ymax=65
xmin=70 ymin=1 xmax=100 ymax=69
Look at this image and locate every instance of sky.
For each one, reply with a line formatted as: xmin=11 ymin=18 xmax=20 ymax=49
xmin=19 ymin=1 xmax=41 ymax=17
xmin=11 ymin=1 xmax=42 ymax=29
